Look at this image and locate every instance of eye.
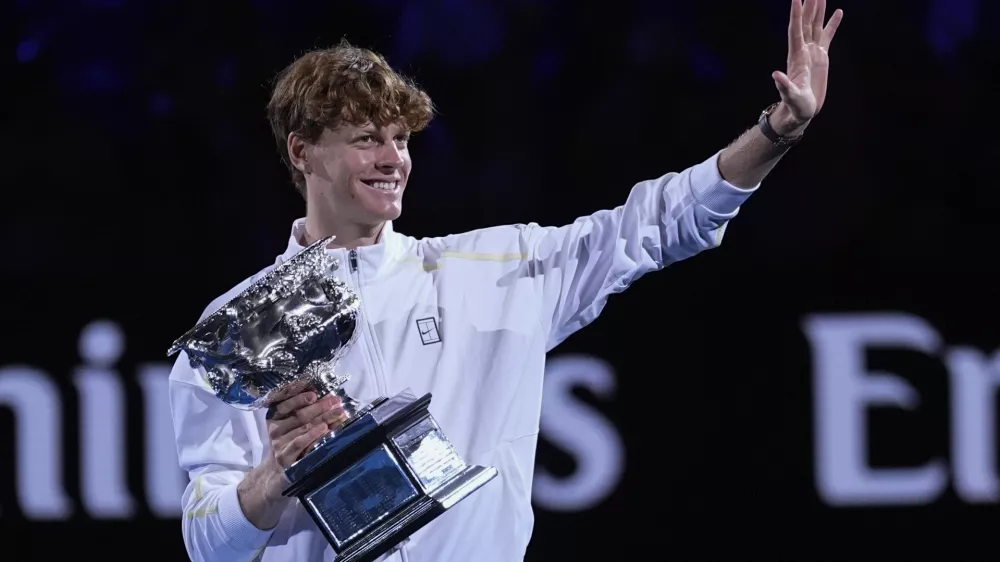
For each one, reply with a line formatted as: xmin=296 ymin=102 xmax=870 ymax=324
xmin=357 ymin=134 xmax=375 ymax=143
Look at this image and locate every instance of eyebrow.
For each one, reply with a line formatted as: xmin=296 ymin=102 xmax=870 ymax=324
xmin=352 ymin=127 xmax=410 ymax=139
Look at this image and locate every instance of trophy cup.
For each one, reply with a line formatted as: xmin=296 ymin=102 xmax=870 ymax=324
xmin=166 ymin=236 xmax=498 ymax=562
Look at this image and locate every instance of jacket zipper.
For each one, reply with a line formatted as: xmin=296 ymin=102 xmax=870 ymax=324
xmin=349 ymin=248 xmax=408 ymax=561
xmin=348 ymin=249 xmax=388 ymax=398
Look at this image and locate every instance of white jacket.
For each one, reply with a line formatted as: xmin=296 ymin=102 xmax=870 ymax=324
xmin=168 ymin=150 xmax=758 ymax=562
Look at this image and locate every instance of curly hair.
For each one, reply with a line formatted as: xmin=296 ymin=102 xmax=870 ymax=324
xmin=267 ymin=39 xmax=435 ymax=196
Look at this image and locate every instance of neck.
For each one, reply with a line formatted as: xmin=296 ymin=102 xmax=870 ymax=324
xmin=302 ymin=186 xmax=388 ymax=249
xmin=302 ymin=214 xmax=384 ymax=249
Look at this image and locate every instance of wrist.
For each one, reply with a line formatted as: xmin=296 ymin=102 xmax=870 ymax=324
xmin=241 ymin=457 xmax=289 ymax=508
xmin=237 ymin=459 xmax=293 ymax=531
xmin=258 ymin=457 xmax=291 ymax=504
xmin=769 ymin=102 xmax=810 ymax=137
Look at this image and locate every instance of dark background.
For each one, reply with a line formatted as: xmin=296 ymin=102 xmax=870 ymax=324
xmin=4 ymin=0 xmax=1000 ymax=560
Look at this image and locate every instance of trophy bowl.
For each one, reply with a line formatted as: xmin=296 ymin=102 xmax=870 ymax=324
xmin=167 ymin=235 xmax=365 ymax=415
xmin=167 ymin=235 xmax=498 ymax=562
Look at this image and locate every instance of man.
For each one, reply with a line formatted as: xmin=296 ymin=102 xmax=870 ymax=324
xmin=168 ymin=1 xmax=843 ymax=560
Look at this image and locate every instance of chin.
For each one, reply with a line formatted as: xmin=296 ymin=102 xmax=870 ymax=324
xmin=378 ymin=208 xmax=403 ymax=221
xmin=360 ymin=205 xmax=402 ymax=223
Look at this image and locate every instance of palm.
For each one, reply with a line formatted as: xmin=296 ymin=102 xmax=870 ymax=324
xmin=774 ymin=0 xmax=843 ymax=122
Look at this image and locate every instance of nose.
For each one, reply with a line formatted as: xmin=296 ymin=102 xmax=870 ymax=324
xmin=375 ymin=142 xmax=405 ymax=173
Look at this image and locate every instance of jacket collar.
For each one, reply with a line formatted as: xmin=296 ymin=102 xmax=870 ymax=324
xmin=276 ymin=218 xmax=407 ymax=282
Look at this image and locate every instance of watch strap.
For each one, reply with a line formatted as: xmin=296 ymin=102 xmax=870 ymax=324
xmin=758 ymin=102 xmax=802 ymax=147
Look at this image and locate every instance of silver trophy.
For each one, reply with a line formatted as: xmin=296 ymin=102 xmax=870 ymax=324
xmin=167 ymin=236 xmax=497 ymax=562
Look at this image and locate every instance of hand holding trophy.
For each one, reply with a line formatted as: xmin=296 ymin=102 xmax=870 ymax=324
xmin=167 ymin=236 xmax=497 ymax=562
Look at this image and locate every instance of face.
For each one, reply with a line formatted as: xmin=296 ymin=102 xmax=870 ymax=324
xmin=292 ymin=122 xmax=412 ymax=228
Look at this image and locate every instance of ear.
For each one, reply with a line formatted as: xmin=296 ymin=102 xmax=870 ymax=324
xmin=287 ymin=132 xmax=310 ymax=175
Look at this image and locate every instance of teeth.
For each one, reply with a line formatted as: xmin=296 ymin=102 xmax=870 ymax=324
xmin=370 ymin=181 xmax=397 ymax=191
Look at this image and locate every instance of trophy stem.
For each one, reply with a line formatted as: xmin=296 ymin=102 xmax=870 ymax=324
xmin=309 ymin=371 xmax=360 ymax=425
xmin=329 ymin=386 xmax=361 ymax=418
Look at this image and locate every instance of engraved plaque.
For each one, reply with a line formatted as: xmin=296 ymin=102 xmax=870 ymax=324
xmin=305 ymin=444 xmax=419 ymax=547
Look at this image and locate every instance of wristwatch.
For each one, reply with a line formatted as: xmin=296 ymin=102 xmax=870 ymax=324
xmin=758 ymin=102 xmax=803 ymax=148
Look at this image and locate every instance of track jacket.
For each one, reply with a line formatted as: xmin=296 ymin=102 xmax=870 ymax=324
xmin=168 ymin=149 xmax=758 ymax=561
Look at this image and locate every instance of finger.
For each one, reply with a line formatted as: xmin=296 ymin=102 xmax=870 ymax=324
xmin=801 ymin=0 xmax=815 ymax=43
xmin=812 ymin=0 xmax=826 ymax=44
xmin=269 ymin=410 xmax=312 ymax=439
xmin=821 ymin=9 xmax=843 ymax=50
xmin=273 ymin=390 xmax=318 ymax=419
xmin=292 ymin=394 xmax=341 ymax=424
xmin=265 ymin=378 xmax=310 ymax=404
xmin=315 ymin=407 xmax=349 ymax=428
xmin=788 ymin=0 xmax=804 ymax=55
xmin=273 ymin=421 xmax=315 ymax=455
xmin=269 ymin=395 xmax=341 ymax=437
xmin=281 ymin=423 xmax=330 ymax=464
xmin=772 ymin=71 xmax=799 ymax=99
xmin=275 ymin=422 xmax=323 ymax=466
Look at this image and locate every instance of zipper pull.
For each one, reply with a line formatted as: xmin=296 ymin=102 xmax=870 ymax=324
xmin=349 ymin=249 xmax=358 ymax=272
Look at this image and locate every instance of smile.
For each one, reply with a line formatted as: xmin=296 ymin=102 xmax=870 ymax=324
xmin=360 ymin=180 xmax=399 ymax=192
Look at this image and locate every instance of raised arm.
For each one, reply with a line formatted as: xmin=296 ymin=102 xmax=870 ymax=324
xmin=528 ymin=0 xmax=843 ymax=349
xmin=526 ymin=151 xmax=754 ymax=349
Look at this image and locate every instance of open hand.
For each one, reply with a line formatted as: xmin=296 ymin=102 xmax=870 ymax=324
xmin=772 ymin=0 xmax=843 ymax=130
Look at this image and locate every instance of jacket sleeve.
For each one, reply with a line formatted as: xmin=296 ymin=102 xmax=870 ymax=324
xmin=169 ymin=351 xmax=274 ymax=562
xmin=525 ymin=150 xmax=758 ymax=350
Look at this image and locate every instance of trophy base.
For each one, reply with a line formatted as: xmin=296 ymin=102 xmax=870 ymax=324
xmin=283 ymin=389 xmax=498 ymax=562
xmin=330 ymin=464 xmax=496 ymax=562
